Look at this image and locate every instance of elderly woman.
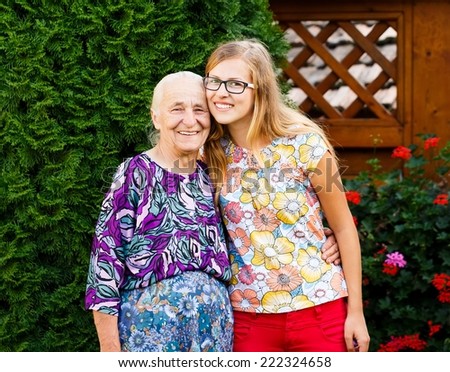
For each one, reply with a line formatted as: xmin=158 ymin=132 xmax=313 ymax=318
xmin=85 ymin=71 xmax=233 ymax=352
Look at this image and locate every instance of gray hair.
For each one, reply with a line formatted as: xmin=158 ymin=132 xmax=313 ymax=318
xmin=151 ymin=71 xmax=203 ymax=113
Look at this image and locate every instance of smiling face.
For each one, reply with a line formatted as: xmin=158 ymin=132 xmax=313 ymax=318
xmin=151 ymin=75 xmax=210 ymax=158
xmin=205 ymin=58 xmax=255 ymax=132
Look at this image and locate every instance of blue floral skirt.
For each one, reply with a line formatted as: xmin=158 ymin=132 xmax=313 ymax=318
xmin=119 ymin=271 xmax=233 ymax=352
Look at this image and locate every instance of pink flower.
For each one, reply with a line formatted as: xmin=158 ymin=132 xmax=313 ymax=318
xmin=385 ymin=251 xmax=407 ymax=268
xmin=391 ymin=146 xmax=412 ymax=160
xmin=238 ymin=264 xmax=256 ymax=285
xmin=223 ymin=201 xmax=244 ymax=223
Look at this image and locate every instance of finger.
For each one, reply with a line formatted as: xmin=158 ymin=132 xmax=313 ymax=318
xmin=325 ymin=249 xmax=340 ymax=263
xmin=322 ymin=241 xmax=337 ymax=254
xmin=345 ymin=337 xmax=355 ymax=352
xmin=356 ymin=338 xmax=370 ymax=352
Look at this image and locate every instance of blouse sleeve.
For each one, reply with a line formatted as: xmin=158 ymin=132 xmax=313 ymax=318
xmin=298 ymin=133 xmax=329 ymax=175
xmin=84 ymin=158 xmax=136 ymax=316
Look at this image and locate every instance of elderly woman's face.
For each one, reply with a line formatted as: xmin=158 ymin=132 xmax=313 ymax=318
xmin=152 ymin=78 xmax=210 ymax=156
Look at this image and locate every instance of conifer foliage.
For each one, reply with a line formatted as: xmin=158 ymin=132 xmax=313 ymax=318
xmin=0 ymin=0 xmax=288 ymax=351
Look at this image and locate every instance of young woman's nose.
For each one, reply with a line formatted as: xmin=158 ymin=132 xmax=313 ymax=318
xmin=216 ymin=82 xmax=230 ymax=96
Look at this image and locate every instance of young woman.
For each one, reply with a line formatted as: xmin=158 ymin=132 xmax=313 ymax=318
xmin=203 ymin=39 xmax=370 ymax=352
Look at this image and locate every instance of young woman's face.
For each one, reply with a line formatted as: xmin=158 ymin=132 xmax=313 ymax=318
xmin=205 ymin=58 xmax=255 ymax=130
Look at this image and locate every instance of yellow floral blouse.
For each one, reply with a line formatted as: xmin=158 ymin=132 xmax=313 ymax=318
xmin=220 ymin=132 xmax=348 ymax=313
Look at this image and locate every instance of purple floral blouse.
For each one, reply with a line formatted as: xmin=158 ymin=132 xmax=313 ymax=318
xmin=85 ymin=153 xmax=232 ymax=316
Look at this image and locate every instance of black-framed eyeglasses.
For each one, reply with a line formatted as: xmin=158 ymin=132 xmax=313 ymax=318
xmin=203 ymin=76 xmax=255 ymax=94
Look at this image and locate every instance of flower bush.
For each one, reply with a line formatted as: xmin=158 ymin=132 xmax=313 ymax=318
xmin=343 ymin=134 xmax=450 ymax=351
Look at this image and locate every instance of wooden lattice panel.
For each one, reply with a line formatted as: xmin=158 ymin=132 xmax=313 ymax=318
xmin=268 ymin=0 xmax=420 ymax=149
xmin=282 ymin=19 xmax=398 ymax=121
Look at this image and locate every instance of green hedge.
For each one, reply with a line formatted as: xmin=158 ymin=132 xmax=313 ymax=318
xmin=0 ymin=0 xmax=288 ymax=351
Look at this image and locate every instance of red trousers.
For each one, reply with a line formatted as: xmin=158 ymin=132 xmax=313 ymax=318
xmin=232 ymin=298 xmax=348 ymax=352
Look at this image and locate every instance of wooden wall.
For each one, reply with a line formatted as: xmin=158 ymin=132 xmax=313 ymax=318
xmin=412 ymin=1 xmax=450 ymax=147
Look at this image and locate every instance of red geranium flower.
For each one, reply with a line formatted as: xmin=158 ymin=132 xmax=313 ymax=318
xmin=382 ymin=262 xmax=399 ymax=276
xmin=433 ymin=194 xmax=448 ymax=205
xmin=432 ymin=273 xmax=450 ymax=291
xmin=427 ymin=321 xmax=442 ymax=337
xmin=424 ymin=137 xmax=440 ymax=150
xmin=438 ymin=291 xmax=450 ymax=303
xmin=391 ymin=145 xmax=412 ymax=160
xmin=378 ymin=334 xmax=427 ymax=352
xmin=431 ymin=273 xmax=450 ymax=303
xmin=345 ymin=190 xmax=361 ymax=205
xmin=375 ymin=244 xmax=388 ymax=256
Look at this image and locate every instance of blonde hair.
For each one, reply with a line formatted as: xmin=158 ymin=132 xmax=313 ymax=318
xmin=203 ymin=39 xmax=336 ymax=195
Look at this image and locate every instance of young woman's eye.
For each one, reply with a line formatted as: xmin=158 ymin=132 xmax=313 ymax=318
xmin=228 ymin=80 xmax=244 ymax=88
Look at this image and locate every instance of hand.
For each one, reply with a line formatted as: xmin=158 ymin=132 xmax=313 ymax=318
xmin=321 ymin=227 xmax=341 ymax=264
xmin=344 ymin=312 xmax=370 ymax=352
